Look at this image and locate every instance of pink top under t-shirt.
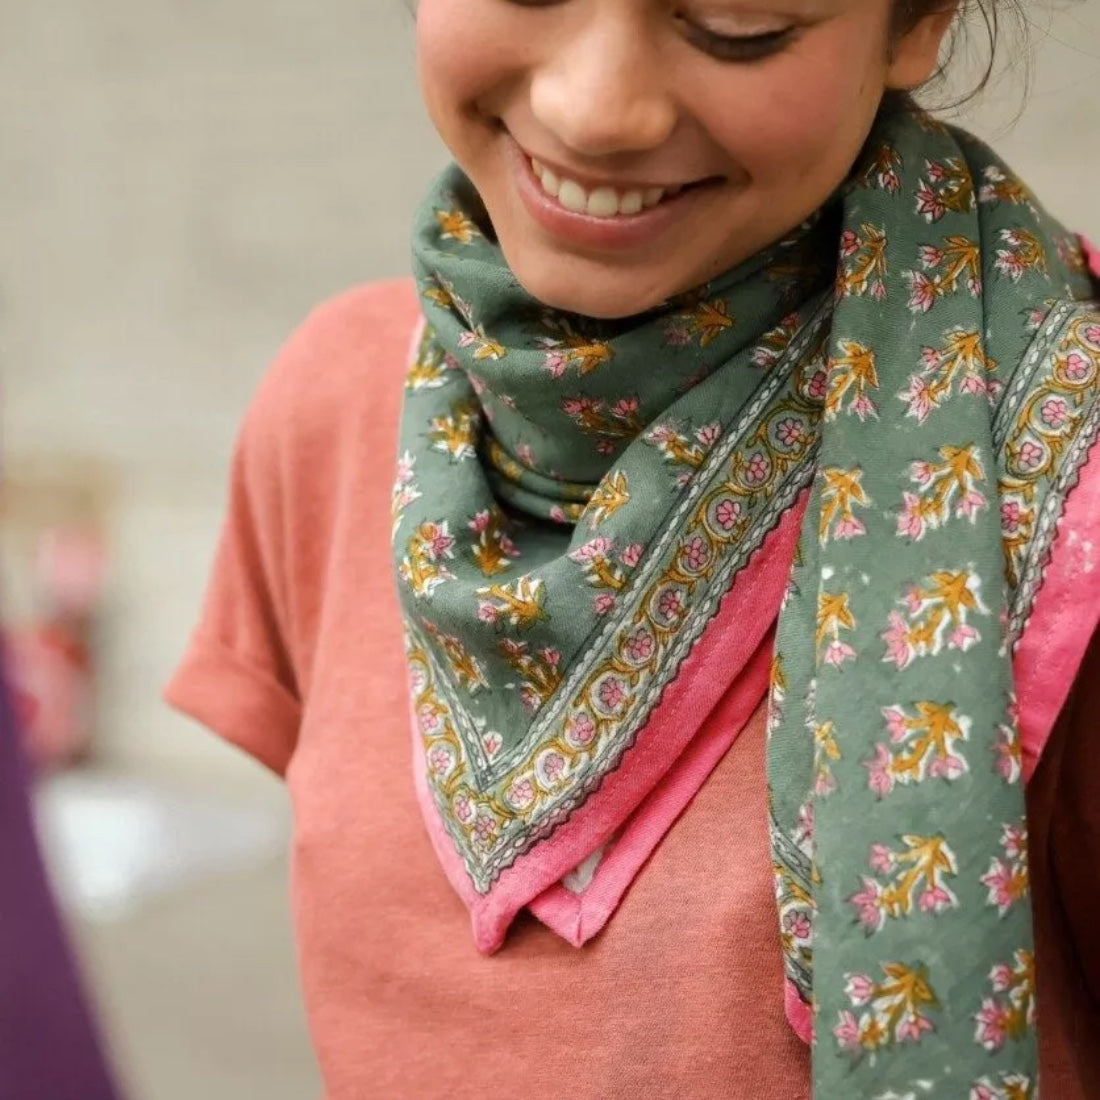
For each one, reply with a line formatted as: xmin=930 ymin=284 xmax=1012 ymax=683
xmin=166 ymin=280 xmax=1100 ymax=1099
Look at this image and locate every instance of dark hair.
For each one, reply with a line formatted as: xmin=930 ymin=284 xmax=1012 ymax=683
xmin=894 ymin=0 xmax=1030 ymax=107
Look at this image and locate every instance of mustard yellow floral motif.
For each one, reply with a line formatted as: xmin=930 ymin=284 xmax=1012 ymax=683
xmin=825 ymin=339 xmax=880 ymax=421
xmin=855 ymin=141 xmax=903 ymax=193
xmin=399 ymin=521 xmax=457 ymax=599
xmin=434 ymin=207 xmax=481 ymax=245
xmin=427 ymin=401 xmax=480 ymax=462
xmin=664 ymin=295 xmax=736 ymax=347
xmin=969 ymin=1072 xmax=1035 ymax=1100
xmin=837 ymin=224 xmax=888 ymax=300
xmin=849 ymin=833 xmax=959 ymax=931
xmin=897 ymin=443 xmax=987 ymax=539
xmin=498 ymin=639 xmax=563 ymax=713
xmin=900 ymin=328 xmax=999 ymax=422
xmin=752 ymin=312 xmax=803 ymax=369
xmin=406 ymin=328 xmax=457 ymax=391
xmin=534 ymin=314 xmax=614 ymax=377
xmin=644 ymin=420 xmax=722 ymax=484
xmin=468 ymin=508 xmax=520 ymax=577
xmin=585 ymin=470 xmax=631 ymax=528
xmin=907 ymin=235 xmax=983 ymax=312
xmin=978 ymin=166 xmax=1035 ymax=208
xmin=568 ymin=537 xmax=645 ymax=615
xmin=457 ymin=324 xmax=506 ymax=361
xmin=819 ymin=467 xmax=871 ymax=545
xmin=422 ymin=622 xmax=489 ymax=695
xmin=974 ymin=949 xmax=1036 ymax=1054
xmin=866 ymin=702 xmax=972 ymax=796
xmin=834 ymin=963 xmax=940 ymax=1055
xmin=882 ymin=569 xmax=986 ymax=668
xmin=561 ymin=395 xmax=642 ymax=447
xmin=475 ymin=575 xmax=549 ymax=630
xmin=994 ymin=229 xmax=1049 ymax=283
xmin=813 ymin=719 xmax=841 ymax=796
xmin=816 ymin=591 xmax=857 ymax=667
xmin=915 ymin=157 xmax=976 ymax=222
xmin=422 ymin=274 xmax=475 ymax=325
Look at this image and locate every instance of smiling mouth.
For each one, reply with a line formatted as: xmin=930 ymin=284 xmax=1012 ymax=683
xmin=528 ymin=156 xmax=712 ymax=219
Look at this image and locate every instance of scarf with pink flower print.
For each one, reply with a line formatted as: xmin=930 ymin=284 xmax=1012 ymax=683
xmin=396 ymin=105 xmax=1100 ymax=1097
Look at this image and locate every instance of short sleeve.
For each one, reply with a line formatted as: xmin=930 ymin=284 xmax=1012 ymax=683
xmin=164 ymin=370 xmax=302 ymax=776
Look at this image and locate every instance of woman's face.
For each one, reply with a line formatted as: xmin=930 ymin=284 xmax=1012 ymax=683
xmin=417 ymin=0 xmax=955 ymax=319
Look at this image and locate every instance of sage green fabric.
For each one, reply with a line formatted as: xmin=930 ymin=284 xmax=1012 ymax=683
xmin=395 ymin=105 xmax=1099 ymax=1098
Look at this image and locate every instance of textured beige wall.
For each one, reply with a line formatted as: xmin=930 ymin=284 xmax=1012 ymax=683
xmin=3 ymin=2 xmax=1098 ymax=772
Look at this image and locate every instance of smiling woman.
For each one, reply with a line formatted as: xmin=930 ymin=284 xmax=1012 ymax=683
xmin=166 ymin=1 xmax=1099 ymax=1097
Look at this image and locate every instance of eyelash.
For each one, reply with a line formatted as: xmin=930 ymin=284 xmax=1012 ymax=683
xmin=500 ymin=2 xmax=795 ymax=64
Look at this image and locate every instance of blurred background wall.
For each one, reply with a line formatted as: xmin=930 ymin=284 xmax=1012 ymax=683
xmin=1 ymin=3 xmax=1097 ymax=1098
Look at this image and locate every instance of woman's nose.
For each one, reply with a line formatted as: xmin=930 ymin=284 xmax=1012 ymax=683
xmin=528 ymin=19 xmax=678 ymax=159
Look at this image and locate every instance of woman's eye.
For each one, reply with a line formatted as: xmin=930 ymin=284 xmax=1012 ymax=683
xmin=680 ymin=22 xmax=794 ymax=62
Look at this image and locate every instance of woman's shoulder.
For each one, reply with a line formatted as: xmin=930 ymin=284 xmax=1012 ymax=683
xmin=241 ymin=277 xmax=420 ymax=468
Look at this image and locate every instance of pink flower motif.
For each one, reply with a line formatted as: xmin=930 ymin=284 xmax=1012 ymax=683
xmin=428 ymin=746 xmax=452 ymax=775
xmin=851 ymin=393 xmax=878 ymax=421
xmin=540 ymin=647 xmax=561 ymax=668
xmin=994 ymin=250 xmax=1026 ymax=280
xmin=871 ymin=280 xmax=888 ymax=301
xmin=902 ymin=374 xmax=935 ymax=422
xmin=918 ymin=886 xmax=955 ymax=913
xmin=823 ymin=640 xmax=857 ymax=667
xmin=833 ymin=1011 xmax=862 ymax=1053
xmin=594 ymin=593 xmax=616 ymax=616
xmin=919 ymin=244 xmax=944 ymax=268
xmin=647 ymin=423 xmax=675 ymax=444
xmin=561 ymin=397 xmax=586 ymax=416
xmin=507 ymin=779 xmax=536 ymax=809
xmin=625 ymin=629 xmax=655 ymax=662
xmin=813 ymin=770 xmax=837 ymax=797
xmin=1017 ymin=440 xmax=1044 ymax=469
xmin=881 ymin=169 xmax=901 ymax=194
xmin=864 ymin=743 xmax=895 ymax=798
xmin=776 ymin=417 xmax=806 ymax=446
xmin=658 ymin=588 xmax=684 ymax=621
xmin=949 ymin=624 xmax=980 ymax=651
xmin=959 ymin=372 xmax=989 ymax=396
xmin=882 ymin=707 xmax=909 ymax=743
xmin=840 ymin=229 xmax=860 ymax=256
xmin=990 ymin=963 xmax=1014 ymax=992
xmin=1085 ymin=324 xmax=1100 ymax=345
xmin=907 ymin=271 xmax=938 ymax=312
xmin=620 ymin=542 xmax=645 ymax=568
xmin=897 ymin=492 xmax=926 ymax=540
xmin=597 ymin=677 xmax=626 ymax=712
xmin=1003 ymin=823 xmax=1027 ymax=859
xmin=898 ymin=1013 xmax=934 ymax=1043
xmin=910 ymin=460 xmax=935 ymax=486
xmin=980 ymin=859 xmax=1019 ymax=913
xmin=920 ymin=345 xmax=942 ymax=369
xmin=516 ymin=443 xmax=536 ymax=467
xmin=783 ymin=911 xmax=811 ymax=941
xmin=612 ymin=396 xmax=639 ymax=418
xmin=882 ymin=611 xmax=914 ymax=670
xmin=850 ymin=877 xmax=884 ymax=931
xmin=519 ymin=685 xmax=541 ymax=712
xmin=905 ymin=587 xmax=924 ymax=614
xmin=956 ymin=491 xmax=986 ymax=521
xmin=715 ymin=498 xmax=742 ymax=531
xmin=975 ymin=998 xmax=1011 ymax=1052
xmin=1040 ymin=397 xmax=1069 ymax=429
xmin=665 ymin=324 xmax=692 ymax=348
xmin=1063 ymin=352 xmax=1091 ymax=381
xmin=681 ymin=536 xmax=710 ymax=571
xmin=844 ymin=974 xmax=876 ymax=1007
xmin=474 ymin=814 xmax=497 ymax=842
xmin=542 ymin=752 xmax=566 ymax=783
xmin=870 ymin=843 xmax=895 ymax=874
xmin=807 ymin=370 xmax=828 ymax=400
xmin=549 ymin=505 xmax=568 ymax=524
xmin=418 ymin=704 xmax=442 ymax=735
xmin=568 ymin=712 xmax=597 ymax=746
xmin=834 ymin=515 xmax=866 ymax=540
xmin=696 ymin=422 xmax=722 ymax=447
xmin=543 ymin=351 xmax=567 ymax=378
xmin=483 ymin=733 xmax=502 ymax=756
xmin=469 ymin=510 xmax=493 ymax=534
xmin=570 ymin=536 xmax=614 ymax=563
xmin=1001 ymin=500 xmax=1023 ymax=535
xmin=744 ymin=451 xmax=771 ymax=485
xmin=928 ymin=753 xmax=967 ymax=780
xmin=477 ymin=602 xmax=500 ymax=625
xmin=454 ymin=794 xmax=474 ymax=824
xmin=595 ymin=439 xmax=617 ymax=456
xmin=926 ymin=160 xmax=947 ymax=182
xmin=915 ymin=186 xmax=946 ymax=221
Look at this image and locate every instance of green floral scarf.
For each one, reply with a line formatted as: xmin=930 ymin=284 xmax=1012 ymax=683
xmin=394 ymin=105 xmax=1100 ymax=1097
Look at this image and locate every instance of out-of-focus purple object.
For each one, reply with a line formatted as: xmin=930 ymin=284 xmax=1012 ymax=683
xmin=0 ymin=663 xmax=122 ymax=1100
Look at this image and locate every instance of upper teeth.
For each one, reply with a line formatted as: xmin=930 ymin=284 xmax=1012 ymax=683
xmin=531 ymin=158 xmax=676 ymax=218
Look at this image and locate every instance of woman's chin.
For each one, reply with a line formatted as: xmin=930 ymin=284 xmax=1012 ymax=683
xmin=504 ymin=256 xmax=677 ymax=320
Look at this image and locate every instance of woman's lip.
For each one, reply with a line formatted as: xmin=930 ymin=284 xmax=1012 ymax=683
xmin=507 ymin=139 xmax=718 ymax=252
xmin=517 ymin=145 xmax=700 ymax=194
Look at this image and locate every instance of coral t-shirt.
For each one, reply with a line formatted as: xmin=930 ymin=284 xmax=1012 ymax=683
xmin=167 ymin=281 xmax=1100 ymax=1099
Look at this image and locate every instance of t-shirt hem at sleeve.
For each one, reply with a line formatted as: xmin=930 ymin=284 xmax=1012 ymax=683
xmin=164 ymin=637 xmax=301 ymax=777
